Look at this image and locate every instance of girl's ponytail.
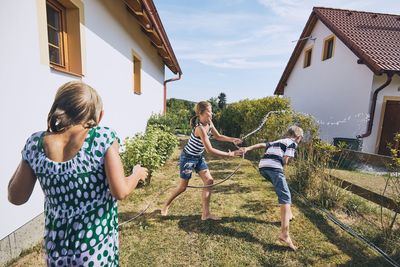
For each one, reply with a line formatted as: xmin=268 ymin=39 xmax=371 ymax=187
xmin=47 ymin=81 xmax=103 ymax=133
xmin=47 ymin=107 xmax=73 ymax=133
xmin=189 ymin=115 xmax=198 ymax=128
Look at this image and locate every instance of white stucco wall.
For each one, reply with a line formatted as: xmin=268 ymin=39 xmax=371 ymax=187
xmin=283 ymin=20 xmax=373 ymax=147
xmin=362 ymin=74 xmax=400 ymax=153
xmin=0 ymin=0 xmax=165 ymax=240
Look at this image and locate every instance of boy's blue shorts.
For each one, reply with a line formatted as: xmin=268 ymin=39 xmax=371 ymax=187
xmin=259 ymin=168 xmax=292 ymax=204
xmin=179 ymin=151 xmax=208 ymax=179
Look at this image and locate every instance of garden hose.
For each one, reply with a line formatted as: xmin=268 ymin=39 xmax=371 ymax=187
xmin=186 ymin=110 xmax=289 ymax=189
xmin=290 ymin=187 xmax=400 ymax=267
xmin=186 ymin=153 xmax=244 ymax=189
xmin=119 ymin=110 xmax=289 ymax=223
xmin=118 ymin=185 xmax=175 ymax=227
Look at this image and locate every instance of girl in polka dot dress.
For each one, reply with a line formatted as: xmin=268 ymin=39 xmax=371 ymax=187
xmin=8 ymin=81 xmax=148 ymax=266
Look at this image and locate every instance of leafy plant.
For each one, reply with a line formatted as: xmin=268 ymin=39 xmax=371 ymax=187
xmin=121 ymin=125 xmax=178 ymax=184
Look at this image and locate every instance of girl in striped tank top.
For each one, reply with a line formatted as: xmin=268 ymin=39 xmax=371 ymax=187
xmin=161 ymin=101 xmax=242 ymax=220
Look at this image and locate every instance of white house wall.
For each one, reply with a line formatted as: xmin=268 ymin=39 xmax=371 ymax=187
xmin=362 ymin=74 xmax=400 ymax=153
xmin=283 ymin=20 xmax=373 ymax=146
xmin=0 ymin=0 xmax=165 ymax=240
xmin=84 ymin=0 xmax=165 ymax=139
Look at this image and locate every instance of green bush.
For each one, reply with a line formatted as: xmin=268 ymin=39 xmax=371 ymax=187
xmin=218 ymin=96 xmax=291 ymax=139
xmin=289 ymin=139 xmax=346 ymax=209
xmin=147 ymin=112 xmax=192 ymax=135
xmin=218 ymin=96 xmax=319 ymax=146
xmin=121 ymin=125 xmax=178 ymax=182
xmin=343 ymin=194 xmax=371 ymax=215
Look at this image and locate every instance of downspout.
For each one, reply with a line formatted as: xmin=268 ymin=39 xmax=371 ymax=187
xmin=163 ymin=73 xmax=182 ymax=114
xmin=356 ymin=72 xmax=393 ymax=139
xmin=141 ymin=0 xmax=183 ymax=115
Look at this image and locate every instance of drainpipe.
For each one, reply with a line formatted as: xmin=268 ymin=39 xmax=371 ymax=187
xmin=356 ymin=72 xmax=393 ymax=139
xmin=163 ymin=73 xmax=182 ymax=114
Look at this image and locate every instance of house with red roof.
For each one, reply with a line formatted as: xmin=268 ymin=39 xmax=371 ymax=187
xmin=275 ymin=7 xmax=400 ymax=156
xmin=0 ymin=0 xmax=181 ymax=263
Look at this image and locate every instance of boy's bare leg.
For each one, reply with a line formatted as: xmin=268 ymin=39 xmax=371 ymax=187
xmin=199 ymin=170 xmax=220 ymax=220
xmin=278 ymin=204 xmax=297 ymax=250
xmin=161 ymin=179 xmax=188 ymax=216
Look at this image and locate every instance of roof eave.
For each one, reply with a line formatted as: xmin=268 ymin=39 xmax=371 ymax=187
xmin=274 ymin=11 xmax=318 ymax=95
xmin=123 ymin=0 xmax=182 ymax=75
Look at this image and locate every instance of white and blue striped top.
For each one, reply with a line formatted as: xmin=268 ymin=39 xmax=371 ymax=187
xmin=258 ymin=138 xmax=297 ymax=171
xmin=183 ymin=123 xmax=213 ymax=156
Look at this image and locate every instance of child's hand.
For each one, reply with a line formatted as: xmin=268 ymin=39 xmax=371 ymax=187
xmin=233 ymin=149 xmax=244 ymax=156
xmin=232 ymin=138 xmax=242 ymax=145
xmin=228 ymin=149 xmax=244 ymax=156
xmin=132 ymin=165 xmax=148 ymax=181
xmin=242 ymin=147 xmax=248 ymax=154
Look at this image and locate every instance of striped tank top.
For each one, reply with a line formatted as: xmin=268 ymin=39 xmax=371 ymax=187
xmin=183 ymin=123 xmax=213 ymax=156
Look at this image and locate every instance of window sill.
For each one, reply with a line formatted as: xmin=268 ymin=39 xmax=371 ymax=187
xmin=50 ymin=65 xmax=83 ymax=78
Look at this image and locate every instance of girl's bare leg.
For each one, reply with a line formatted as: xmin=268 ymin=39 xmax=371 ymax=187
xmin=278 ymin=204 xmax=297 ymax=250
xmin=198 ymin=169 xmax=220 ymax=220
xmin=161 ymin=178 xmax=189 ymax=216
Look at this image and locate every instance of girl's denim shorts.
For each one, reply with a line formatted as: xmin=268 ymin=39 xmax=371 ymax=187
xmin=179 ymin=151 xmax=208 ymax=179
xmin=259 ymin=168 xmax=292 ymax=204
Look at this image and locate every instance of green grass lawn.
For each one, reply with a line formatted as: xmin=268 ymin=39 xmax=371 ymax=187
xmin=330 ymin=169 xmax=398 ymax=199
xmin=8 ymin=148 xmax=392 ymax=267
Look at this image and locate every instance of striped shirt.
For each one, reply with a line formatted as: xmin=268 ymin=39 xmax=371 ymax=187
xmin=183 ymin=123 xmax=212 ymax=156
xmin=258 ymin=138 xmax=298 ymax=171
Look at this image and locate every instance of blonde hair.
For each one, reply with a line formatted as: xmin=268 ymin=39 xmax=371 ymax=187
xmin=286 ymin=125 xmax=304 ymax=139
xmin=189 ymin=101 xmax=211 ymax=128
xmin=47 ymin=81 xmax=103 ymax=133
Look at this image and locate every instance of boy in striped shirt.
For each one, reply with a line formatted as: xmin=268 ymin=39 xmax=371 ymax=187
xmin=241 ymin=125 xmax=303 ymax=250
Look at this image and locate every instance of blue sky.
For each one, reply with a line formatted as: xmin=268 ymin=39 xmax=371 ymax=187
xmin=154 ymin=0 xmax=400 ymax=103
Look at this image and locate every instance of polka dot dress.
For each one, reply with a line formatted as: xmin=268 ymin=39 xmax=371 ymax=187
xmin=22 ymin=126 xmax=120 ymax=266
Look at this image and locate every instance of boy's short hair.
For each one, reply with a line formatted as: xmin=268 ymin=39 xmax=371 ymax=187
xmin=286 ymin=125 xmax=304 ymax=138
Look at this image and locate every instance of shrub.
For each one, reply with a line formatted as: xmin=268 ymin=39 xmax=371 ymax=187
xmin=121 ymin=125 xmax=178 ymax=183
xmin=343 ymin=194 xmax=371 ymax=215
xmin=218 ymin=96 xmax=319 ymax=149
xmin=147 ymin=112 xmax=192 ymax=135
xmin=289 ymin=139 xmax=346 ymax=209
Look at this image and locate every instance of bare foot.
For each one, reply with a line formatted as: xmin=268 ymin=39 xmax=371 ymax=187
xmin=161 ymin=205 xmax=169 ymax=216
xmin=278 ymin=234 xmax=297 ymax=251
xmin=201 ymin=214 xmax=221 ymax=221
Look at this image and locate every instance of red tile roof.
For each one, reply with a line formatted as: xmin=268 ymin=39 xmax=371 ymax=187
xmin=275 ymin=7 xmax=400 ymax=95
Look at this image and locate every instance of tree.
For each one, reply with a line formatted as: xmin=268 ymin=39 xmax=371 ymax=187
xmin=218 ymin=92 xmax=227 ymax=109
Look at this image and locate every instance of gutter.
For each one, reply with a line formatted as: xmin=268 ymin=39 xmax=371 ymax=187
xmin=163 ymin=73 xmax=182 ymax=114
xmin=142 ymin=0 xmax=182 ymax=75
xmin=356 ymin=72 xmax=394 ymax=139
xmin=140 ymin=0 xmax=183 ymax=114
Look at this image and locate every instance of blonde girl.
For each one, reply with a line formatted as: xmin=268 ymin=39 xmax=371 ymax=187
xmin=8 ymin=81 xmax=148 ymax=266
xmin=161 ymin=101 xmax=242 ymax=220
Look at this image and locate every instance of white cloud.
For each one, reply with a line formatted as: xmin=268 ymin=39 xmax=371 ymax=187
xmin=160 ymin=9 xmax=297 ymax=69
xmin=257 ymin=0 xmax=400 ymax=19
xmin=198 ymin=58 xmax=285 ymax=69
xmin=257 ymin=0 xmax=310 ymax=21
xmin=160 ymin=0 xmax=400 ymax=71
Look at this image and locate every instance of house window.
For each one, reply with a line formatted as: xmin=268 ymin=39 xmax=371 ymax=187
xmin=322 ymin=36 xmax=335 ymax=61
xmin=133 ymin=54 xmax=142 ymax=94
xmin=46 ymin=0 xmax=65 ymax=66
xmin=46 ymin=0 xmax=82 ymax=76
xmin=303 ymin=47 xmax=312 ymax=68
